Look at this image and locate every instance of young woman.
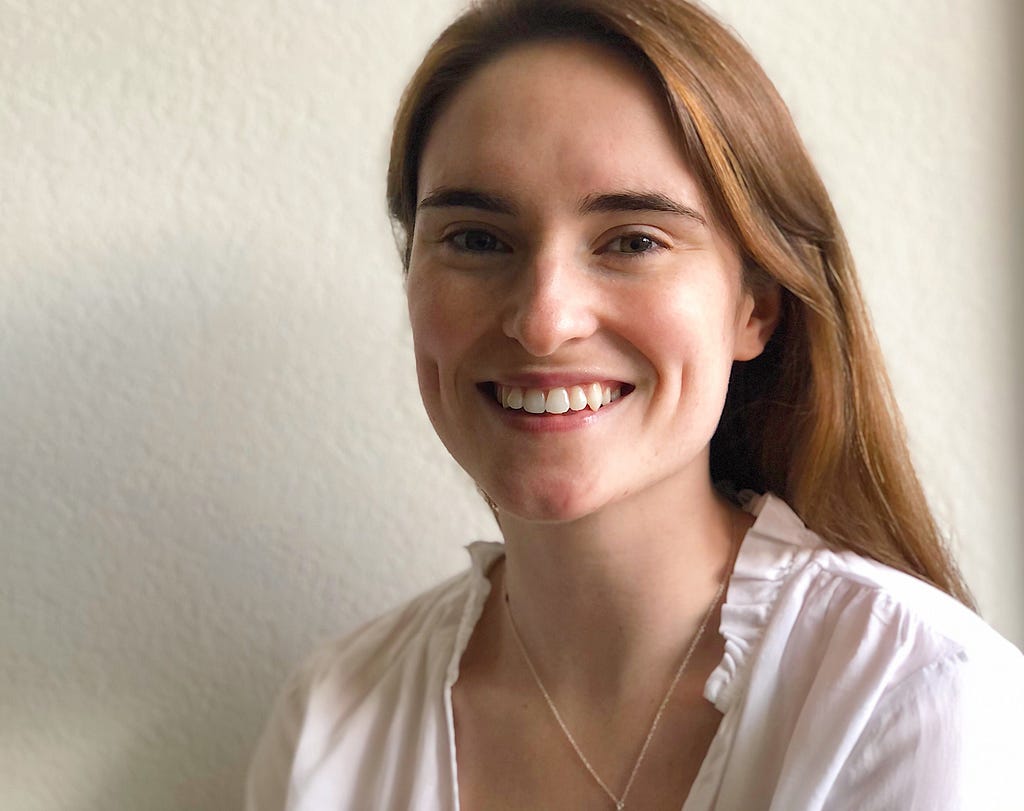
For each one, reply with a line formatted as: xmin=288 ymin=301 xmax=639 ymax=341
xmin=247 ymin=1 xmax=1023 ymax=808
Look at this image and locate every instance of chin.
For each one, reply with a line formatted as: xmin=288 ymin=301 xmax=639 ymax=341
xmin=489 ymin=477 xmax=610 ymax=525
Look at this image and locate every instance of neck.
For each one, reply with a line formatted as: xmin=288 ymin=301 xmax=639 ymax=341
xmin=495 ymin=475 xmax=743 ymax=706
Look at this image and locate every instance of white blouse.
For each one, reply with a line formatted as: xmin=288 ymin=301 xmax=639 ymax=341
xmin=246 ymin=494 xmax=1024 ymax=810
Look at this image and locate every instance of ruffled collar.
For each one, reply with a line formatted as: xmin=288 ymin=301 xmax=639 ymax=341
xmin=461 ymin=492 xmax=820 ymax=714
xmin=703 ymin=492 xmax=822 ymax=711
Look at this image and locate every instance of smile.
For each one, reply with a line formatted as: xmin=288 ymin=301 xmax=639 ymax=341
xmin=493 ymin=382 xmax=625 ymax=414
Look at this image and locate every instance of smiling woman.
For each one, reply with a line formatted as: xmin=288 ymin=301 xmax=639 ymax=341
xmin=245 ymin=1 xmax=1023 ymax=809
xmin=406 ymin=38 xmax=775 ymax=525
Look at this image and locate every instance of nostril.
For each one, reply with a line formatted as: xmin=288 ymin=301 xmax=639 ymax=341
xmin=500 ymin=272 xmax=598 ymax=357
xmin=503 ymin=309 xmax=596 ymax=358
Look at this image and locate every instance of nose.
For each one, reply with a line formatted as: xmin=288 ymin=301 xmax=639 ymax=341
xmin=501 ymin=250 xmax=598 ymax=357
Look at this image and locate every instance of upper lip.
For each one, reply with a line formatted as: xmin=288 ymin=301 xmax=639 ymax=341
xmin=486 ymin=373 xmax=630 ymax=389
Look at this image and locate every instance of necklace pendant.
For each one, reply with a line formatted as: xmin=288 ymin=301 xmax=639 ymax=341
xmin=616 ymin=803 xmax=625 ymax=810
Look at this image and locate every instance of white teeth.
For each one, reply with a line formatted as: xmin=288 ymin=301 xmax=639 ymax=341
xmin=545 ymin=388 xmax=570 ymax=414
xmin=495 ymin=382 xmax=623 ymax=414
xmin=568 ymin=385 xmax=588 ymax=411
xmin=523 ymin=388 xmax=546 ymax=414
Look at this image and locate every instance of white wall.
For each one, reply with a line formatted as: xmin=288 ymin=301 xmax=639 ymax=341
xmin=1 ymin=1 xmax=1019 ymax=808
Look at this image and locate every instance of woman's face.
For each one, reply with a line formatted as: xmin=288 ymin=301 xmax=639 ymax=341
xmin=406 ymin=40 xmax=776 ymax=523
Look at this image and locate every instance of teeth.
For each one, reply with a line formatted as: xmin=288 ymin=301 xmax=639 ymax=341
xmin=568 ymin=385 xmax=588 ymax=411
xmin=523 ymin=389 xmax=546 ymax=414
xmin=495 ymin=382 xmax=623 ymax=414
xmin=545 ymin=388 xmax=570 ymax=414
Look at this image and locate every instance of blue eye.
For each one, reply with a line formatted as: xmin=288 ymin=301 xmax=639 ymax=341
xmin=449 ymin=229 xmax=511 ymax=253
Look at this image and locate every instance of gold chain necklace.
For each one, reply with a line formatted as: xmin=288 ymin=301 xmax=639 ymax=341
xmin=503 ymin=554 xmax=731 ymax=810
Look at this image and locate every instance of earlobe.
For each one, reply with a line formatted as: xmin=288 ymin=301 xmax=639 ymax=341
xmin=734 ymin=281 xmax=781 ymax=361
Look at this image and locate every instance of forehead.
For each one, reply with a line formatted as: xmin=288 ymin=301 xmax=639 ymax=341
xmin=418 ymin=40 xmax=704 ymax=209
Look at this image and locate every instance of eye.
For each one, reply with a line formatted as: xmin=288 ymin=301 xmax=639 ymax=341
xmin=447 ymin=229 xmax=512 ymax=253
xmin=601 ymin=232 xmax=667 ymax=258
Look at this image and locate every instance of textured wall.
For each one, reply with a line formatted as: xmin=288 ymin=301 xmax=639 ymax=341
xmin=1 ymin=1 xmax=1019 ymax=809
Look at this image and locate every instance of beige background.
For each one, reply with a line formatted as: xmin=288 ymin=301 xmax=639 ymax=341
xmin=1 ymin=1 xmax=1020 ymax=809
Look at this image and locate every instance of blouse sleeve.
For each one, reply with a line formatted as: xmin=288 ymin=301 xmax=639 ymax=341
xmin=824 ymin=649 xmax=1022 ymax=811
xmin=245 ymin=668 xmax=309 ymax=811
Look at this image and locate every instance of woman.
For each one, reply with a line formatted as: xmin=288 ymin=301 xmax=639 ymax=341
xmin=247 ymin=1 xmax=1023 ymax=808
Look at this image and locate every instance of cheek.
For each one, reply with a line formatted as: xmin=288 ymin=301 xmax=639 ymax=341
xmin=638 ymin=288 xmax=734 ymax=359
xmin=406 ymin=270 xmax=478 ymax=393
xmin=406 ymin=273 xmax=442 ymax=391
xmin=407 ymin=268 xmax=449 ymax=349
xmin=637 ymin=283 xmax=738 ymax=406
xmin=407 ymin=297 xmax=452 ymax=441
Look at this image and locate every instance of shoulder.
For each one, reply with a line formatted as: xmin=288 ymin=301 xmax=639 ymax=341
xmin=709 ymin=494 xmax=1023 ymax=809
xmin=245 ymin=542 xmax=502 ymax=811
xmin=790 ymin=519 xmax=1019 ymax=681
xmin=711 ymin=493 xmax=1022 ymax=711
xmin=278 ymin=540 xmax=502 ymax=719
xmin=749 ymin=492 xmax=1018 ymax=669
xmin=298 ymin=552 xmax=488 ymax=693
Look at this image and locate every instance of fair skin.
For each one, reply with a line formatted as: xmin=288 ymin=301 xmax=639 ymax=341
xmin=406 ymin=40 xmax=778 ymax=810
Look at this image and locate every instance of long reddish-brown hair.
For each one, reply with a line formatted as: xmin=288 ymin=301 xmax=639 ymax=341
xmin=386 ymin=0 xmax=974 ymax=606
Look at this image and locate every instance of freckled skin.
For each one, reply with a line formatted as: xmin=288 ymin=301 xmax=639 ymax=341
xmin=406 ymin=40 xmax=776 ymax=524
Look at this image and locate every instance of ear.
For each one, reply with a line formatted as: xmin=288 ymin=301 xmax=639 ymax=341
xmin=733 ymin=280 xmax=781 ymax=361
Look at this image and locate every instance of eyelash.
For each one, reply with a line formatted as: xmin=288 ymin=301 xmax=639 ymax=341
xmin=600 ymin=233 xmax=668 ymax=260
xmin=440 ymin=228 xmax=669 ymax=260
xmin=444 ymin=229 xmax=511 ymax=254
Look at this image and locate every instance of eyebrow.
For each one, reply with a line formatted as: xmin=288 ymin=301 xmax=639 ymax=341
xmin=417 ymin=187 xmax=518 ymax=216
xmin=578 ymin=190 xmax=707 ymax=226
xmin=416 ymin=186 xmax=707 ymax=226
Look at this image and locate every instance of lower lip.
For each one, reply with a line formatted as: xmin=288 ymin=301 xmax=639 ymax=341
xmin=483 ymin=391 xmax=624 ymax=433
